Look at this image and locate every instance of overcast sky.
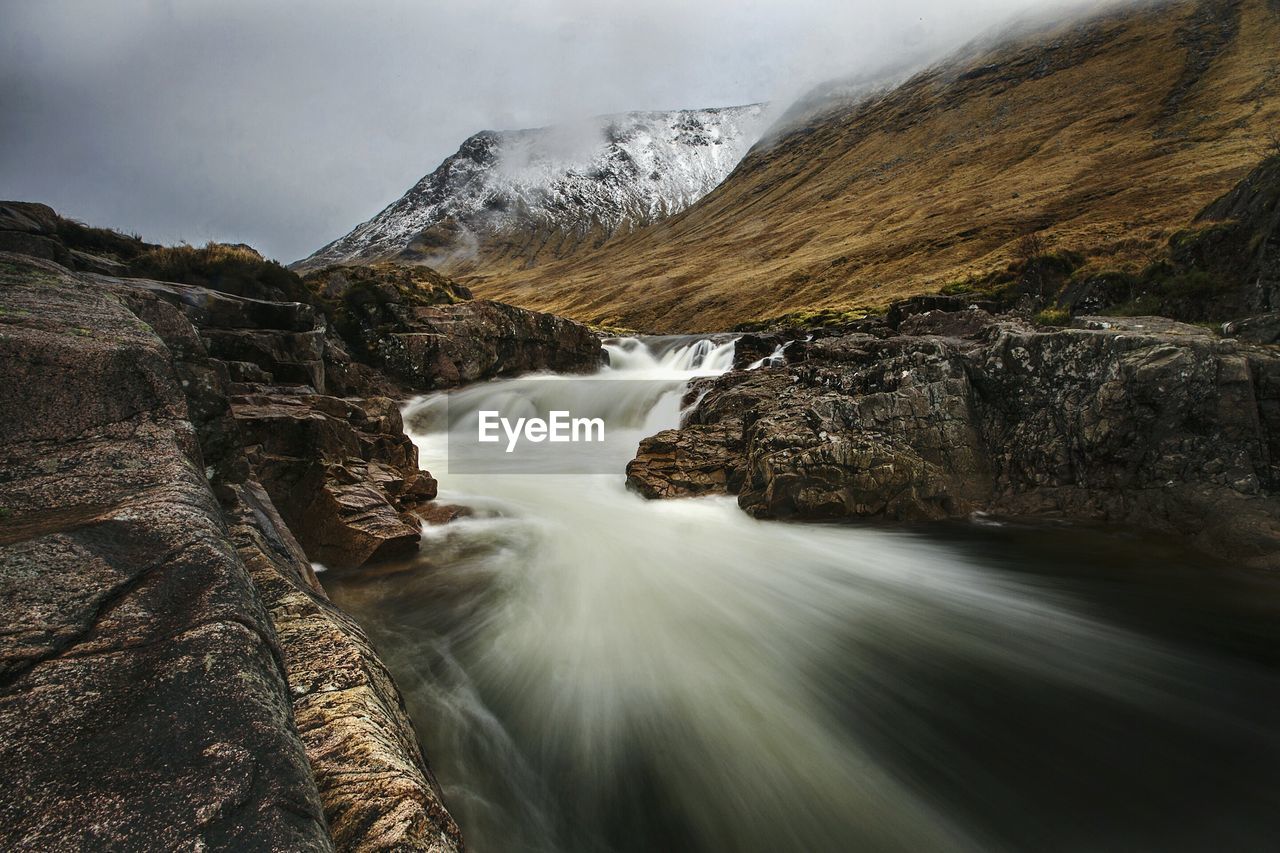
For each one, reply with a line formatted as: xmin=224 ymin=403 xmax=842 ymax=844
xmin=1 ymin=0 xmax=1060 ymax=262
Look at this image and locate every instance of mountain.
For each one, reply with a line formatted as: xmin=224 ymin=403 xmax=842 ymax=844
xmin=465 ymin=0 xmax=1280 ymax=332
xmin=295 ymin=104 xmax=769 ymax=274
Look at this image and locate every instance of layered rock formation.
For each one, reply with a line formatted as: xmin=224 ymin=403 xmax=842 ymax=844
xmin=629 ymin=304 xmax=1280 ymax=570
xmin=0 ymin=264 xmax=334 ymax=850
xmin=0 ymin=251 xmax=466 ymax=850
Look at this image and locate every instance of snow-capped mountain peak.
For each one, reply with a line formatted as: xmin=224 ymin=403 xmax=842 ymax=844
xmin=295 ymin=104 xmax=769 ymax=273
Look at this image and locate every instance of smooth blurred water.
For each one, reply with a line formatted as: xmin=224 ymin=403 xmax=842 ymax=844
xmin=322 ymin=337 xmax=1280 ymax=853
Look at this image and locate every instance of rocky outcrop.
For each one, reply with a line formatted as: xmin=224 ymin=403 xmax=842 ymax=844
xmin=300 ymin=263 xmax=605 ymax=392
xmin=375 ymin=299 xmax=606 ymax=390
xmin=300 ymin=263 xmax=603 ymax=391
xmin=1224 ymin=313 xmax=1280 ymax=344
xmin=83 ymin=265 xmax=435 ymax=571
xmin=0 ymin=253 xmax=463 ymax=850
xmin=3 ymin=201 xmax=606 ymax=396
xmin=629 ymin=309 xmax=1280 ymax=569
xmin=232 ymin=393 xmax=437 ymax=569
xmin=0 ymin=266 xmax=331 ymax=850
xmin=1196 ymin=154 xmax=1280 ymax=313
xmin=225 ymin=481 xmax=463 ymax=852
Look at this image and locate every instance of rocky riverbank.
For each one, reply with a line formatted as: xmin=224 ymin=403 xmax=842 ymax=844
xmin=0 ymin=202 xmax=604 ymax=850
xmin=629 ymin=300 xmax=1280 ymax=570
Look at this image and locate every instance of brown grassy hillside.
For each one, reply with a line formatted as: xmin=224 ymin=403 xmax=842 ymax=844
xmin=465 ymin=0 xmax=1280 ymax=331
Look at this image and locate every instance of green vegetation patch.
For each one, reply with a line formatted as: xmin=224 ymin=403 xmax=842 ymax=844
xmin=733 ymin=305 xmax=880 ymax=332
xmin=1033 ymin=307 xmax=1071 ymax=326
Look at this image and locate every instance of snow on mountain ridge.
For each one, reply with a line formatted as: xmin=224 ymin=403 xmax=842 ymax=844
xmin=296 ymin=104 xmax=769 ymax=271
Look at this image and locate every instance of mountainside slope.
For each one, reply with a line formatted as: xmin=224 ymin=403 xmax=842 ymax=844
xmin=296 ymin=105 xmax=768 ymax=275
xmin=470 ymin=0 xmax=1280 ymax=332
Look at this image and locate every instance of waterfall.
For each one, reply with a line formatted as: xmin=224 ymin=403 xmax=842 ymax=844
xmin=325 ymin=336 xmax=1280 ymax=853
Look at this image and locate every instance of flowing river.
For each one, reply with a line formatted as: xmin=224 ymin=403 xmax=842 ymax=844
xmin=323 ymin=337 xmax=1280 ymax=852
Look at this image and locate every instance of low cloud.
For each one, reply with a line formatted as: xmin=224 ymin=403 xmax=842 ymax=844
xmin=1 ymin=0 xmax=1077 ymax=262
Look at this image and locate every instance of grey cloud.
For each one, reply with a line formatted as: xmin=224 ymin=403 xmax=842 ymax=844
xmin=1 ymin=0 xmax=1067 ymax=262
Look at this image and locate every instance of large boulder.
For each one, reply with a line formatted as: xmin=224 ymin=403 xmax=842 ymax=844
xmin=231 ymin=394 xmax=437 ymax=570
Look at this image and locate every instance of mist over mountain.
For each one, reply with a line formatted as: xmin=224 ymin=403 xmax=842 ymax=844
xmin=467 ymin=0 xmax=1280 ymax=331
xmin=295 ymin=105 xmax=769 ymax=274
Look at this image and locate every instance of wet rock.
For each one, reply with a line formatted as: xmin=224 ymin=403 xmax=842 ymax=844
xmin=731 ymin=332 xmax=785 ymax=370
xmin=628 ymin=427 xmax=742 ymax=498
xmin=231 ymin=394 xmax=435 ymax=570
xmin=729 ymin=332 xmax=812 ymax=370
xmin=226 ymin=482 xmax=463 ymax=852
xmin=412 ymin=502 xmax=474 ymax=526
xmin=626 ymin=370 xmax=787 ymax=500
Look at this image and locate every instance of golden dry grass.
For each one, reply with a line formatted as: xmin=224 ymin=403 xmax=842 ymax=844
xmin=460 ymin=0 xmax=1280 ymax=331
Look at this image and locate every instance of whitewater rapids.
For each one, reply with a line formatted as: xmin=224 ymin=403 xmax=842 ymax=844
xmin=324 ymin=337 xmax=1280 ymax=853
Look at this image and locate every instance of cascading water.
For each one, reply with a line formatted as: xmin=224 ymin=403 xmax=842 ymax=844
xmin=323 ymin=337 xmax=1280 ymax=853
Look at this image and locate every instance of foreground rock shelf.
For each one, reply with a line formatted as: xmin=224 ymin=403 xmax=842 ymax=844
xmin=0 ymin=248 xmax=470 ymax=849
xmin=629 ymin=309 xmax=1280 ymax=570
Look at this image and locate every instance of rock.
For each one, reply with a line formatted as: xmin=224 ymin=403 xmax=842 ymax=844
xmin=105 ymin=275 xmax=321 ymax=332
xmin=0 ymin=200 xmax=155 ymax=274
xmin=1071 ymin=314 xmax=1216 ymax=337
xmin=626 ymin=370 xmax=788 ymax=500
xmin=0 ymin=201 xmax=60 ymax=234
xmin=226 ymin=482 xmax=463 ymax=852
xmin=0 ymin=230 xmax=72 ymax=266
xmin=885 ymin=294 xmax=996 ymax=328
xmin=731 ymin=332 xmax=786 ymax=370
xmin=897 ymin=306 xmax=996 ymax=339
xmin=0 ymin=267 xmax=332 ymax=850
xmin=69 ymin=248 xmax=131 ymax=276
xmin=201 ymin=327 xmax=327 ymax=391
xmin=379 ymin=299 xmax=606 ymax=390
xmin=729 ymin=332 xmax=813 ymax=370
xmin=0 ymin=253 xmax=464 ymax=850
xmin=231 ymin=394 xmax=435 ymax=570
xmin=630 ymin=314 xmax=1280 ymax=569
xmin=628 ymin=427 xmax=741 ymax=498
xmin=412 ymin=502 xmax=474 ymax=525
xmin=1223 ymin=313 xmax=1280 ymax=345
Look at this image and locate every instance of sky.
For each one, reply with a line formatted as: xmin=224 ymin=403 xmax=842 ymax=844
xmin=1 ymin=0 xmax=1064 ymax=263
